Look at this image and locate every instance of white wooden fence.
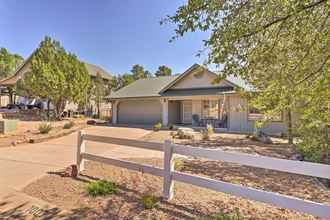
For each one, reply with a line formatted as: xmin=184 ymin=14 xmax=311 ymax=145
xmin=76 ymin=130 xmax=330 ymax=219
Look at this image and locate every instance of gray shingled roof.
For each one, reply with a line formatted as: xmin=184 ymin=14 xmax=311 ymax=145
xmin=109 ymin=76 xmax=178 ymax=99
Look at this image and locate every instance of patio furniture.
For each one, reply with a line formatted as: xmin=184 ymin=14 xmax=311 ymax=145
xmin=192 ymin=114 xmax=201 ymax=126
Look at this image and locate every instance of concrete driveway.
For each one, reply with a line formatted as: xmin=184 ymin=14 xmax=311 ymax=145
xmin=0 ymin=126 xmax=161 ymax=200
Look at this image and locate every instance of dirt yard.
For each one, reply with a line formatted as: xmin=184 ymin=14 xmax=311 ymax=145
xmin=141 ymin=130 xmax=293 ymax=159
xmin=22 ymin=130 xmax=330 ymax=219
xmin=0 ymin=118 xmax=87 ymax=147
xmin=22 ymin=159 xmax=328 ymax=220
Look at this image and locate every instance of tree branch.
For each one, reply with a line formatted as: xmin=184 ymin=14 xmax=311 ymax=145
xmin=295 ymin=53 xmax=330 ymax=86
xmin=243 ymin=0 xmax=327 ymax=38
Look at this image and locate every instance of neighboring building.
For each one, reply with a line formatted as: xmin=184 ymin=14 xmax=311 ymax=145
xmin=0 ymin=53 xmax=112 ymax=117
xmin=107 ymin=64 xmax=287 ymax=135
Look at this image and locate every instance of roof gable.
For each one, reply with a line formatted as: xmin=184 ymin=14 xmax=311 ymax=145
xmin=160 ymin=64 xmax=236 ymax=92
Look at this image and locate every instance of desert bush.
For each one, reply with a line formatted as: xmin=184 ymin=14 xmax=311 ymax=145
xmin=170 ymin=131 xmax=176 ymax=139
xmin=174 ymin=158 xmax=184 ymax=171
xmin=201 ymin=125 xmax=214 ymax=140
xmin=38 ymin=123 xmax=52 ymax=134
xmin=63 ymin=121 xmax=74 ymax=129
xmin=140 ymin=194 xmax=158 ymax=209
xmin=168 ymin=123 xmax=174 ymax=130
xmin=208 ymin=209 xmax=241 ymax=220
xmin=86 ymin=180 xmax=117 ymax=197
xmin=153 ymin=122 xmax=162 ymax=131
xmin=297 ymin=123 xmax=330 ymax=163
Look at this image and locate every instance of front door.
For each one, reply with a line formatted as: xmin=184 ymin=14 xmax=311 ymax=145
xmin=182 ymin=100 xmax=192 ymax=124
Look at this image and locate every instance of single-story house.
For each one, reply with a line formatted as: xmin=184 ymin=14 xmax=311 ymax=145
xmin=107 ymin=64 xmax=287 ymax=135
xmin=0 ymin=51 xmax=112 ymax=117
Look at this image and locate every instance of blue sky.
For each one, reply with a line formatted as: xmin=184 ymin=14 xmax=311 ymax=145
xmin=0 ymin=0 xmax=211 ymax=75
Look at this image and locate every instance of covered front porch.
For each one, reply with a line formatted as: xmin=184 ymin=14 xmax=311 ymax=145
xmin=161 ymin=94 xmax=230 ymax=129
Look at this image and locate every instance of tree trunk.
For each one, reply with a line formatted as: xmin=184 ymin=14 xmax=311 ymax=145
xmin=55 ymin=100 xmax=63 ymax=120
xmin=287 ymin=109 xmax=293 ymax=144
xmin=97 ymin=101 xmax=100 ymax=119
xmin=47 ymin=100 xmax=51 ymax=121
xmin=8 ymin=87 xmax=14 ymax=104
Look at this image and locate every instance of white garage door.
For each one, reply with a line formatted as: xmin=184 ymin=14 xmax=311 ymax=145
xmin=118 ymin=100 xmax=162 ymax=124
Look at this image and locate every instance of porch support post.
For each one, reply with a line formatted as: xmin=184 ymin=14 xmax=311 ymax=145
xmin=162 ymin=98 xmax=169 ymax=127
xmin=112 ymin=100 xmax=118 ymax=124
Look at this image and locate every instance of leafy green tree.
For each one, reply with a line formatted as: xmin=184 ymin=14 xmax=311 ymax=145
xmin=0 ymin=48 xmax=23 ymax=79
xmin=92 ymin=72 xmax=106 ymax=118
xmin=22 ymin=36 xmax=91 ymax=119
xmin=120 ymin=73 xmax=135 ymax=88
xmin=131 ymin=64 xmax=147 ymax=80
xmin=144 ymin=70 xmax=153 ymax=78
xmin=164 ymin=1 xmax=330 ymax=148
xmin=108 ymin=73 xmax=137 ymax=91
xmin=155 ymin=65 xmax=172 ymax=77
xmin=0 ymin=48 xmax=23 ymax=104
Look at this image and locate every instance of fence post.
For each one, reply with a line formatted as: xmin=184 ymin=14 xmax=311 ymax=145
xmin=76 ymin=130 xmax=86 ymax=172
xmin=163 ymin=139 xmax=174 ymax=200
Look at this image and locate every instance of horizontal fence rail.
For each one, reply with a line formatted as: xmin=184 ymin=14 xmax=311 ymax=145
xmin=83 ymin=134 xmax=163 ymax=152
xmin=173 ymin=143 xmax=330 ymax=179
xmin=173 ymin=171 xmax=330 ymax=218
xmin=76 ymin=131 xmax=330 ymax=219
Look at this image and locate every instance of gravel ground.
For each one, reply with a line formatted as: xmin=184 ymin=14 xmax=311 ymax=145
xmin=23 ymin=158 xmax=329 ymax=220
xmin=0 ymin=118 xmax=87 ymax=147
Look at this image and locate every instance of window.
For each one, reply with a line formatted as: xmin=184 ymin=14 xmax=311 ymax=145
xmin=202 ymin=100 xmax=219 ymax=119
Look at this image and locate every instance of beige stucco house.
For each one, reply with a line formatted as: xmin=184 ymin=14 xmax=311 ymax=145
xmin=108 ymin=64 xmax=287 ymax=135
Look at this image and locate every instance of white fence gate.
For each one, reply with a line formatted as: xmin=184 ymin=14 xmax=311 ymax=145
xmin=76 ymin=130 xmax=330 ymax=219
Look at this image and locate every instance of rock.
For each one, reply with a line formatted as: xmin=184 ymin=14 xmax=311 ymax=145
xmin=87 ymin=120 xmax=96 ymax=125
xmin=29 ymin=138 xmax=35 ymax=143
xmin=290 ymin=153 xmax=304 ymax=161
xmin=254 ymin=130 xmax=273 ymax=144
xmin=177 ymin=127 xmax=195 ymax=139
xmin=259 ymin=135 xmax=272 ymax=144
xmin=63 ymin=164 xmax=78 ymax=178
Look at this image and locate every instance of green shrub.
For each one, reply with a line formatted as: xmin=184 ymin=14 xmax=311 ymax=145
xmin=63 ymin=121 xmax=74 ymax=129
xmin=169 ymin=123 xmax=174 ymax=130
xmin=153 ymin=122 xmax=162 ymax=131
xmin=38 ymin=123 xmax=52 ymax=134
xmin=201 ymin=125 xmax=214 ymax=140
xmin=208 ymin=209 xmax=241 ymax=220
xmin=86 ymin=180 xmax=117 ymax=197
xmin=297 ymin=123 xmax=330 ymax=163
xmin=170 ymin=131 xmax=176 ymax=138
xmin=174 ymin=158 xmax=184 ymax=171
xmin=140 ymin=194 xmax=158 ymax=209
